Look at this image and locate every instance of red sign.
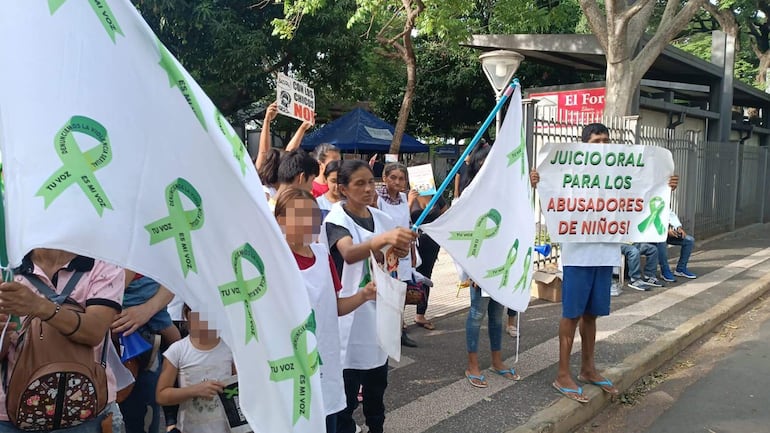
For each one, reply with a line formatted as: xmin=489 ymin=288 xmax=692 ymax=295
xmin=529 ymin=88 xmax=606 ymax=123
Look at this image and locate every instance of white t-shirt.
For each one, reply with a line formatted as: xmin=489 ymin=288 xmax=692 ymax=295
xmin=163 ymin=338 xmax=233 ymax=433
xmin=560 ymin=242 xmax=621 ymax=267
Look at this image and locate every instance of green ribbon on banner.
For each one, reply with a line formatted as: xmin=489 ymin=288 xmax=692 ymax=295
xmin=36 ymin=116 xmax=114 ymax=216
xmin=448 ymin=209 xmax=502 ymax=257
xmin=485 ymin=239 xmax=519 ymax=288
xmin=506 ymin=127 xmax=526 ymax=176
xmin=268 ymin=312 xmax=321 ymax=425
xmin=218 ymin=243 xmax=267 ymax=344
xmin=215 ymin=110 xmax=247 ymax=176
xmin=513 ymin=247 xmax=532 ymax=292
xmin=48 ymin=0 xmax=124 ymax=43
xmin=637 ymin=196 xmax=666 ymax=235
xmin=158 ymin=40 xmax=208 ymax=131
xmin=144 ymin=178 xmax=204 ymax=276
xmin=223 ymin=386 xmax=239 ymax=399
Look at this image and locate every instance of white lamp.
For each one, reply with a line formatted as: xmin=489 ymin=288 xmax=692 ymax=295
xmin=480 ymin=50 xmax=524 ymax=95
xmin=479 ymin=50 xmax=524 ymax=134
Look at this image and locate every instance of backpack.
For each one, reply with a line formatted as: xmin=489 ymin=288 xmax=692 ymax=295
xmin=4 ymin=271 xmax=109 ymax=432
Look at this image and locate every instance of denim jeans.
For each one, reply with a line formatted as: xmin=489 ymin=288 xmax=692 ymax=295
xmin=667 ymin=234 xmax=695 ymax=272
xmin=119 ymin=353 xmax=161 ymax=433
xmin=621 ymin=243 xmax=658 ymax=280
xmin=466 ymin=286 xmax=504 ymax=353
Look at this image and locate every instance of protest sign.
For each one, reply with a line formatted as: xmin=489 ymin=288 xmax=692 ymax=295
xmin=219 ymin=375 xmax=254 ymax=433
xmin=276 ymin=73 xmax=315 ymax=124
xmin=0 ymin=2 xmax=324 ymax=432
xmin=536 ymin=143 xmax=674 ymax=243
xmin=407 ymin=164 xmax=437 ymax=196
xmin=385 ymin=154 xmax=399 ymax=163
xmin=371 ymin=251 xmax=406 ymax=362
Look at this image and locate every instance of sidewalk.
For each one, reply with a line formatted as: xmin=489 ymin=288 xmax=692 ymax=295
xmin=378 ymin=222 xmax=770 ymax=433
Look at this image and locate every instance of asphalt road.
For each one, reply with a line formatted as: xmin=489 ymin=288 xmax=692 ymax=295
xmin=578 ymin=291 xmax=770 ymax=433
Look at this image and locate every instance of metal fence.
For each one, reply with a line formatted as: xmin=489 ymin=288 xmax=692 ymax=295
xmin=524 ymin=102 xmax=770 ymax=267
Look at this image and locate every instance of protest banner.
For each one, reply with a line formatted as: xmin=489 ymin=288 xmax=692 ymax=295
xmin=420 ymin=87 xmax=535 ymax=312
xmin=407 ymin=164 xmax=437 ymax=196
xmin=0 ymin=2 xmax=324 ymax=432
xmin=276 ymin=73 xmax=315 ymax=124
xmin=370 ymin=251 xmax=406 ymax=362
xmin=535 ymin=142 xmax=674 ymax=243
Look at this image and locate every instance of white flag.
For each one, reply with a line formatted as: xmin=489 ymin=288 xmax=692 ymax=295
xmin=0 ymin=2 xmax=324 ymax=432
xmin=420 ymin=87 xmax=535 ymax=312
xmin=370 ymin=251 xmax=406 ymax=362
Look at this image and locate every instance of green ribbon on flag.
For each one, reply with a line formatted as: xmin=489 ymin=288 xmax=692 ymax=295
xmin=448 ymin=209 xmax=502 ymax=257
xmin=218 ymin=243 xmax=267 ymax=344
xmin=223 ymin=386 xmax=239 ymax=400
xmin=485 ymin=239 xmax=519 ymax=288
xmin=268 ymin=311 xmax=321 ymax=425
xmin=48 ymin=0 xmax=124 ymax=43
xmin=158 ymin=40 xmax=207 ymax=131
xmin=215 ymin=110 xmax=247 ymax=176
xmin=513 ymin=247 xmax=532 ymax=292
xmin=144 ymin=178 xmax=204 ymax=276
xmin=506 ymin=127 xmax=526 ymax=177
xmin=637 ymin=196 xmax=666 ymax=235
xmin=36 ymin=116 xmax=114 ymax=216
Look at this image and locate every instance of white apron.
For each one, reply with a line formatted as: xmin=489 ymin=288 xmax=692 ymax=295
xmin=301 ymin=243 xmax=346 ymax=415
xmin=376 ymin=193 xmax=412 ymax=280
xmin=322 ymin=205 xmax=394 ymax=370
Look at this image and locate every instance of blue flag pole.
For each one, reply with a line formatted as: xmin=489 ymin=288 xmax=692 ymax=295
xmin=412 ymin=78 xmax=519 ymax=230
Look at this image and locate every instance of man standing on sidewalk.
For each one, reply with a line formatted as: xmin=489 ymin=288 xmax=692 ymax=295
xmin=530 ymin=123 xmax=679 ymax=403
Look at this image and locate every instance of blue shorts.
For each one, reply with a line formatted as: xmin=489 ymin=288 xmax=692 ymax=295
xmin=562 ymin=266 xmax=612 ymax=319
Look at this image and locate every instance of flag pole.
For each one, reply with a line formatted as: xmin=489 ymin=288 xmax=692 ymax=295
xmin=412 ymin=78 xmax=519 ymax=230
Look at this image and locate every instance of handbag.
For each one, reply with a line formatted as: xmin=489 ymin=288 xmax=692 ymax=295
xmin=405 ymin=279 xmax=427 ymax=305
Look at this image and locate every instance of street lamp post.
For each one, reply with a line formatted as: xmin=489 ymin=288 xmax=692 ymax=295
xmin=479 ymin=50 xmax=524 ymax=135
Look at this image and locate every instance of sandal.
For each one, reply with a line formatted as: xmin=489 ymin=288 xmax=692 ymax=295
xmin=415 ymin=320 xmax=435 ymax=330
xmin=507 ymin=325 xmax=519 ymax=337
xmin=552 ymin=382 xmax=589 ymax=403
xmin=577 ymin=374 xmax=620 ymax=395
xmin=490 ymin=367 xmax=521 ymax=381
xmin=465 ymin=371 xmax=487 ymax=388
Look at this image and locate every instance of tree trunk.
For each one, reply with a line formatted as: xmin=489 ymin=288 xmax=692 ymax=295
xmin=390 ymin=32 xmax=416 ymax=155
xmin=756 ymin=50 xmax=770 ymax=90
xmin=603 ymin=60 xmax=637 ymax=119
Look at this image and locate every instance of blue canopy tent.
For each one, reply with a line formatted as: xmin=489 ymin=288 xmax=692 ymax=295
xmin=301 ymin=108 xmax=429 ymax=153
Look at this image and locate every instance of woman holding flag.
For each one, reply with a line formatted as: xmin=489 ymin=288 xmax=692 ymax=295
xmin=322 ymin=160 xmax=416 ymax=433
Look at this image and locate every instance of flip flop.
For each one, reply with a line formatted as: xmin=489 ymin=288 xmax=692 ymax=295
xmin=415 ymin=321 xmax=435 ymax=330
xmin=552 ymin=382 xmax=589 ymax=403
xmin=465 ymin=371 xmax=487 ymax=388
xmin=577 ymin=374 xmax=620 ymax=395
xmin=490 ymin=367 xmax=521 ymax=381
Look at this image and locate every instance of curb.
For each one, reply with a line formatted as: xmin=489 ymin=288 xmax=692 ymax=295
xmin=503 ymin=270 xmax=770 ymax=433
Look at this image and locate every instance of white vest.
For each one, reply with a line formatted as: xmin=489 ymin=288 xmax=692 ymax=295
xmin=322 ymin=205 xmax=394 ymax=369
xmin=376 ymin=193 xmax=412 ymax=280
xmin=301 ymin=243 xmax=346 ymax=415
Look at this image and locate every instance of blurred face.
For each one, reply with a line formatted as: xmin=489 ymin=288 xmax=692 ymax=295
xmin=326 ymin=171 xmax=340 ymax=201
xmin=385 ymin=169 xmax=407 ymax=194
xmin=278 ymin=197 xmax=321 ymax=245
xmin=187 ymin=311 xmax=219 ymax=342
xmin=587 ymin=132 xmax=610 ymax=144
xmin=340 ymin=167 xmax=375 ymax=208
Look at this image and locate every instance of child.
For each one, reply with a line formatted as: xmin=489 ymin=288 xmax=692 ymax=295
xmin=274 ymin=187 xmax=376 ymax=433
xmin=316 ymin=160 xmax=342 ymax=222
xmin=156 ymin=305 xmax=233 ymax=433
